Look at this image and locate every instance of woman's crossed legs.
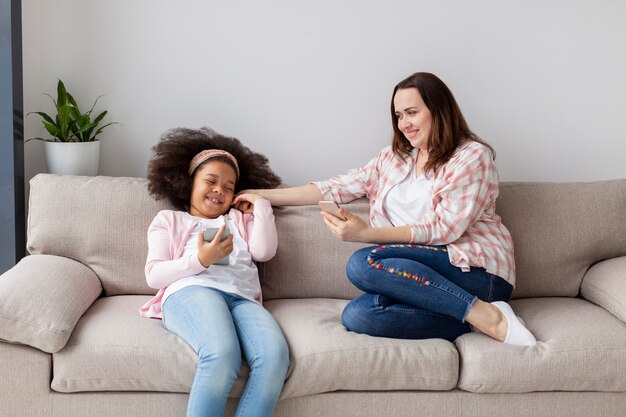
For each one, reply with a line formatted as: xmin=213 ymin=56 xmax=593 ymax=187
xmin=342 ymin=244 xmax=513 ymax=342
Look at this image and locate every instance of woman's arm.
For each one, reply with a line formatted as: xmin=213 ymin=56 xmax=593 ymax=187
xmin=239 ymin=150 xmax=383 ymax=207
xmin=237 ymin=184 xmax=323 ymax=206
xmin=321 ymin=209 xmax=412 ymax=244
xmin=409 ymin=144 xmax=499 ymax=245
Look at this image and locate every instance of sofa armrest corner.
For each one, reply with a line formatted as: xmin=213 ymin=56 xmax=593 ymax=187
xmin=581 ymin=256 xmax=626 ymax=323
xmin=0 ymin=254 xmax=102 ymax=353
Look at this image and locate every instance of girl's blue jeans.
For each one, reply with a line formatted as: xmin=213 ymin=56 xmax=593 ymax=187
xmin=162 ymin=286 xmax=289 ymax=417
xmin=342 ymin=244 xmax=513 ymax=341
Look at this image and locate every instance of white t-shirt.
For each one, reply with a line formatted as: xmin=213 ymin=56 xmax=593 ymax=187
xmin=162 ymin=214 xmax=261 ymax=305
xmin=384 ymin=166 xmax=432 ymax=227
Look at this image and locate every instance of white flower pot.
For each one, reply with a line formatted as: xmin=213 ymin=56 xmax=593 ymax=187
xmin=44 ymin=141 xmax=101 ymax=176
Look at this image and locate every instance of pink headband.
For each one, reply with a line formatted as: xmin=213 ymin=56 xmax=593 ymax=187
xmin=188 ymin=149 xmax=240 ymax=177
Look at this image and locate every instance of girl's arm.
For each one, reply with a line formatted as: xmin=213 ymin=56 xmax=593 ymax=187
xmin=236 ymin=196 xmax=278 ymax=262
xmin=144 ymin=212 xmax=205 ymax=289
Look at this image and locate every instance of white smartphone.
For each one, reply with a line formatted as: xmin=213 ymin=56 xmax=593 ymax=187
xmin=318 ymin=200 xmax=347 ymax=221
xmin=203 ymin=227 xmax=230 ymax=265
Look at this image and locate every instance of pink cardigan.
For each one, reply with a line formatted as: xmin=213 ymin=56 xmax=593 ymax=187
xmin=139 ymin=199 xmax=277 ymax=318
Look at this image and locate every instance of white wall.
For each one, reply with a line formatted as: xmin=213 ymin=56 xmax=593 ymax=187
xmin=22 ymin=0 xmax=626 ymax=187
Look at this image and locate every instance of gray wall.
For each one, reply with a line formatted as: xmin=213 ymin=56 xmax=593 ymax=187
xmin=22 ymin=0 xmax=626 ymax=187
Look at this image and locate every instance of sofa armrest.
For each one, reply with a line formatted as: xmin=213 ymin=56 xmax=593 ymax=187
xmin=581 ymin=256 xmax=626 ymax=323
xmin=0 ymin=254 xmax=102 ymax=353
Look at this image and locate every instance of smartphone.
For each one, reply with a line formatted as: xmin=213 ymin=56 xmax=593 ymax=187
xmin=203 ymin=227 xmax=231 ymax=265
xmin=318 ymin=200 xmax=347 ymax=221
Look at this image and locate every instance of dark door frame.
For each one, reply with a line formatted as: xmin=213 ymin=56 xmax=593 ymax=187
xmin=0 ymin=0 xmax=25 ymax=274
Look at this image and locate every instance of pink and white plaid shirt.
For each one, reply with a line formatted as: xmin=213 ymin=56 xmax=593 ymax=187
xmin=311 ymin=140 xmax=516 ymax=286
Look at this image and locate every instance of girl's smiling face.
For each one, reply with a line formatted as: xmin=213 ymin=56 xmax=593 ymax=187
xmin=189 ymin=160 xmax=237 ymax=219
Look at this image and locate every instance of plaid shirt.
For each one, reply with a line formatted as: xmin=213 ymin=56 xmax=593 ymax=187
xmin=311 ymin=141 xmax=516 ymax=286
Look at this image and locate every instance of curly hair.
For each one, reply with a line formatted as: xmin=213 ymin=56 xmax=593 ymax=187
xmin=147 ymin=127 xmax=282 ymax=211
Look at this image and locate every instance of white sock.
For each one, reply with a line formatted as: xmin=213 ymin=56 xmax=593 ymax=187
xmin=491 ymin=301 xmax=538 ymax=346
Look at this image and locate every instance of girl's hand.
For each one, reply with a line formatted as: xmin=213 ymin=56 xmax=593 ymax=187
xmin=196 ymin=225 xmax=234 ymax=267
xmin=321 ymin=208 xmax=372 ymax=243
xmin=232 ymin=193 xmax=265 ymax=214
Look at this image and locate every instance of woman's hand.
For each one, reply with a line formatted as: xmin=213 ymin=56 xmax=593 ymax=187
xmin=232 ymin=193 xmax=264 ymax=213
xmin=196 ymin=225 xmax=234 ymax=267
xmin=321 ymin=208 xmax=372 ymax=243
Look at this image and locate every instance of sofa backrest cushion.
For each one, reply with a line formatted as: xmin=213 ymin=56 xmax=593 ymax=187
xmin=27 ymin=174 xmax=626 ymax=299
xmin=261 ymin=180 xmax=626 ymax=300
xmin=28 ymin=174 xmax=171 ymax=296
xmin=259 ymin=203 xmax=370 ymax=301
xmin=496 ymin=180 xmax=626 ymax=298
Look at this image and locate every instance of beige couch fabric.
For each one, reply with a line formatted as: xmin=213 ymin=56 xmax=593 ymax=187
xmin=581 ymin=256 xmax=626 ymax=323
xmin=27 ymin=174 xmax=169 ymax=296
xmin=265 ymin=298 xmax=459 ymax=398
xmin=0 ymin=254 xmax=102 ymax=353
xmin=51 ymin=295 xmax=249 ymax=395
xmin=260 ymin=203 xmax=370 ymax=301
xmin=456 ymin=298 xmax=626 ymax=393
xmin=47 ymin=390 xmax=626 ymax=417
xmin=52 ymin=296 xmax=458 ymax=398
xmin=0 ymin=343 xmax=52 ymax=417
xmin=497 ymin=180 xmax=626 ymax=299
xmin=4 ymin=174 xmax=626 ymax=417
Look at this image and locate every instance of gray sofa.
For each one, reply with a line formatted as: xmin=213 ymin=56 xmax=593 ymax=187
xmin=1 ymin=173 xmax=626 ymax=417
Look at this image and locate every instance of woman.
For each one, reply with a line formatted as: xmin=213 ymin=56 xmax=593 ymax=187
xmin=236 ymin=72 xmax=536 ymax=346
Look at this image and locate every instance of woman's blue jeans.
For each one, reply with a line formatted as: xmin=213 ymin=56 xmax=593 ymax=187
xmin=162 ymin=286 xmax=289 ymax=417
xmin=342 ymin=244 xmax=513 ymax=341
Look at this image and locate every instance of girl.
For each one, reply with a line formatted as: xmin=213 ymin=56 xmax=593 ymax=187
xmin=238 ymin=72 xmax=537 ymax=346
xmin=139 ymin=127 xmax=289 ymax=417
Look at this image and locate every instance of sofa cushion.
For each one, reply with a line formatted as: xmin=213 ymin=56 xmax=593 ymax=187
xmin=28 ymin=174 xmax=169 ymax=296
xmin=0 ymin=254 xmax=102 ymax=353
xmin=581 ymin=256 xmax=626 ymax=323
xmin=260 ymin=202 xmax=370 ymax=300
xmin=496 ymin=180 xmax=626 ymax=299
xmin=265 ymin=298 xmax=459 ymax=398
xmin=455 ymin=298 xmax=626 ymax=393
xmin=52 ymin=295 xmax=250 ymax=395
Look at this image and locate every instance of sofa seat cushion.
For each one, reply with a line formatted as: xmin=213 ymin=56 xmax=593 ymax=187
xmin=264 ymin=298 xmax=459 ymax=398
xmin=52 ymin=295 xmax=251 ymax=395
xmin=456 ymin=298 xmax=626 ymax=393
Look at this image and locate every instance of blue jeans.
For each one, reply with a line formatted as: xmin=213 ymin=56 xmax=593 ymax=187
xmin=162 ymin=286 xmax=289 ymax=417
xmin=342 ymin=244 xmax=513 ymax=341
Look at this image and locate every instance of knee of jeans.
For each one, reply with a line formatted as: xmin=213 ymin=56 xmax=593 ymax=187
xmin=346 ymin=247 xmax=374 ymax=286
xmin=251 ymin=337 xmax=290 ymax=376
xmin=197 ymin=341 xmax=241 ymax=375
xmin=341 ymin=296 xmax=372 ymax=334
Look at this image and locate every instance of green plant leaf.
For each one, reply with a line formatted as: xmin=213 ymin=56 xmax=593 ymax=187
xmin=86 ymin=95 xmax=104 ymax=116
xmin=26 ymin=111 xmax=55 ymax=125
xmin=66 ymin=93 xmax=82 ymax=120
xmin=90 ymin=122 xmax=119 ymax=141
xmin=26 ymin=79 xmax=119 ymax=143
xmin=43 ymin=93 xmax=57 ymax=108
xmin=57 ymin=79 xmax=68 ymax=106
xmin=43 ymin=121 xmax=60 ymax=139
xmin=24 ymin=137 xmax=57 ymax=143
xmin=91 ymin=110 xmax=107 ymax=126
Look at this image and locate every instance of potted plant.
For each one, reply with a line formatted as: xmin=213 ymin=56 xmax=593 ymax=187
xmin=27 ymin=79 xmax=118 ymax=176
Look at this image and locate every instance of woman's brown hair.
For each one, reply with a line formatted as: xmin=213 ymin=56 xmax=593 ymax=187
xmin=390 ymin=72 xmax=495 ymax=172
xmin=147 ymin=127 xmax=282 ymax=211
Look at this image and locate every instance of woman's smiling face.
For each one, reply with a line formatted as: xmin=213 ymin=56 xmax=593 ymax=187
xmin=393 ymin=87 xmax=433 ymax=152
xmin=189 ymin=160 xmax=237 ymax=219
